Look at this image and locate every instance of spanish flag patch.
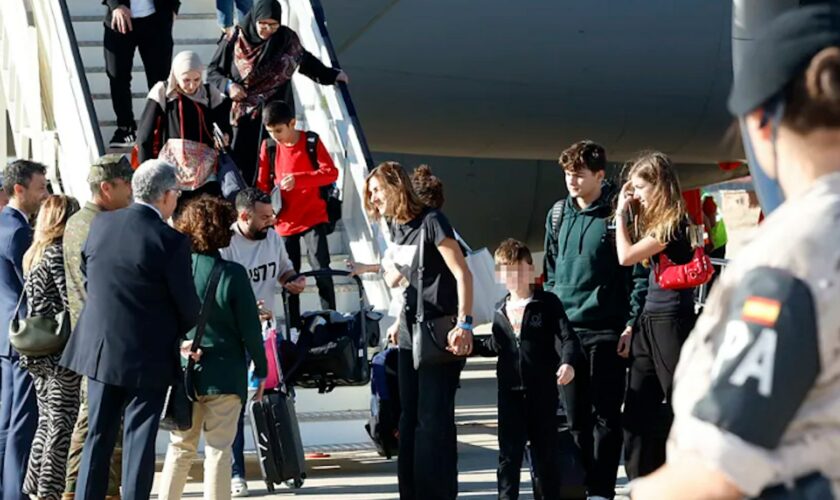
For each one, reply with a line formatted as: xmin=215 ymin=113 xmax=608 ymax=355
xmin=741 ymin=296 xmax=782 ymax=327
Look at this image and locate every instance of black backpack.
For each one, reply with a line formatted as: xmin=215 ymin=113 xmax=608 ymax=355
xmin=266 ymin=131 xmax=342 ymax=234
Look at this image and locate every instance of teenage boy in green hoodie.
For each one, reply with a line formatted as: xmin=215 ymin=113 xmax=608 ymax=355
xmin=543 ymin=140 xmax=649 ymax=500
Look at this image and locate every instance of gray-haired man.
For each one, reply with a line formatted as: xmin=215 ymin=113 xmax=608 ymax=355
xmin=60 ymin=160 xmax=200 ymax=500
xmin=63 ymin=154 xmax=133 ymax=499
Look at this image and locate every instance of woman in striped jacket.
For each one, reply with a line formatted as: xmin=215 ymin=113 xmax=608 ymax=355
xmin=20 ymin=194 xmax=80 ymax=500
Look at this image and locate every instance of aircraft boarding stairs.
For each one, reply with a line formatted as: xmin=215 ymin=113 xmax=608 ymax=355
xmin=0 ymin=0 xmax=394 ymax=456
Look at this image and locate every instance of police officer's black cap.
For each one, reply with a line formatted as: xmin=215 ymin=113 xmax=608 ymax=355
xmin=728 ymin=4 xmax=840 ymax=116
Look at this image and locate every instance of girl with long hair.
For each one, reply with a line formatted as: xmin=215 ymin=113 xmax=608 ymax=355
xmin=614 ymin=151 xmax=698 ymax=480
xmin=364 ymin=161 xmax=473 ymax=500
xmin=20 ymin=194 xmax=81 ymax=500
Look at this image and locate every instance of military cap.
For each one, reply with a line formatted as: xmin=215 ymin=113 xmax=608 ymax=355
xmin=87 ymin=154 xmax=133 ymax=185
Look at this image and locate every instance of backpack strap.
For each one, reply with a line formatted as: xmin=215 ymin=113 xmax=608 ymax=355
xmin=548 ymin=200 xmax=566 ymax=257
xmin=265 ymin=138 xmax=278 ymax=186
xmin=304 ymin=130 xmax=319 ymax=171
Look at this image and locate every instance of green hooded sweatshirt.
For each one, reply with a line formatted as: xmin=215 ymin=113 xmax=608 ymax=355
xmin=543 ymin=182 xmax=649 ymax=341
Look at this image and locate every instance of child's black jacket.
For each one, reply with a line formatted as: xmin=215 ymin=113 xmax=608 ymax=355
xmin=474 ymin=289 xmax=580 ymax=391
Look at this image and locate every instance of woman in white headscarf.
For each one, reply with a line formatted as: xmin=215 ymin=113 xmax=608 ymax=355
xmin=136 ymin=50 xmax=233 ymax=213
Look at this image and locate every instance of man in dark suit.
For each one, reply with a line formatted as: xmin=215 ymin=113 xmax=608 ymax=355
xmin=60 ymin=160 xmax=200 ymax=500
xmin=0 ymin=160 xmax=48 ymax=500
xmin=103 ymin=0 xmax=179 ymax=147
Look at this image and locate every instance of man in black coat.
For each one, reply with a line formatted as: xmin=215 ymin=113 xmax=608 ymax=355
xmin=60 ymin=159 xmax=199 ymax=500
xmin=102 ymin=0 xmax=179 ymax=147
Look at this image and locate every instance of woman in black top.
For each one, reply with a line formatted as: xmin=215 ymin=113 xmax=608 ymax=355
xmin=207 ymin=0 xmax=348 ymax=184
xmin=364 ymin=162 xmax=473 ymax=500
xmin=136 ymin=50 xmax=232 ymax=213
xmin=19 ymin=195 xmax=80 ymax=500
xmin=615 ymin=151 xmax=699 ymax=480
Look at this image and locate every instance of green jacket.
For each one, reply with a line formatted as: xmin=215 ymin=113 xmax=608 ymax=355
xmin=184 ymin=253 xmax=267 ymax=403
xmin=63 ymin=201 xmax=102 ymax=328
xmin=543 ymin=182 xmax=648 ymax=337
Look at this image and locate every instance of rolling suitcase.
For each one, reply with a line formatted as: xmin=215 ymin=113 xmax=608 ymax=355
xmin=248 ymin=325 xmax=306 ymax=492
xmin=365 ymin=346 xmax=400 ymax=458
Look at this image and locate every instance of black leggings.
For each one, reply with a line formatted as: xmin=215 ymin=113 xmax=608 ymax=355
xmin=623 ymin=309 xmax=696 ymax=480
xmin=397 ymin=348 xmax=463 ymax=500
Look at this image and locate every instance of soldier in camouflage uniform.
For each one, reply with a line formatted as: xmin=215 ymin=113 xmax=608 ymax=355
xmin=63 ymin=154 xmax=133 ymax=499
xmin=629 ymin=6 xmax=840 ymax=499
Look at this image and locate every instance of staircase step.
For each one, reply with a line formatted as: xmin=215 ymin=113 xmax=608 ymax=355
xmin=65 ymin=0 xmax=216 ymax=17
xmin=71 ymin=16 xmax=221 ymax=43
xmin=78 ymin=42 xmax=219 ymax=73
xmin=86 ymin=70 xmax=148 ymax=96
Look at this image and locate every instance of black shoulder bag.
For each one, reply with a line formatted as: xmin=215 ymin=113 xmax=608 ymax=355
xmin=160 ymin=260 xmax=224 ymax=432
xmin=411 ymin=218 xmax=460 ymax=369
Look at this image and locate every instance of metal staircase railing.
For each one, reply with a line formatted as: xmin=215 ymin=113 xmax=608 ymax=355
xmin=0 ymin=0 xmax=103 ymax=199
xmin=282 ymin=0 xmax=393 ymax=314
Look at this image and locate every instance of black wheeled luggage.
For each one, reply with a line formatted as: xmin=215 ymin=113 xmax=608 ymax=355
xmin=248 ymin=386 xmax=306 ymax=492
xmin=281 ymin=269 xmax=382 ymax=393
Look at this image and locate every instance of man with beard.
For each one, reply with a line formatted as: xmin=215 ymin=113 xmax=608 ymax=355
xmin=219 ymin=187 xmax=304 ymax=497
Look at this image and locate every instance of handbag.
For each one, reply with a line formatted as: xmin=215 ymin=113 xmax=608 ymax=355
xmin=213 ymin=124 xmax=247 ymax=201
xmin=8 ymin=292 xmax=70 ymax=357
xmin=160 ymin=260 xmax=224 ymax=431
xmin=654 ymin=246 xmax=715 ymax=290
xmin=411 ymin=218 xmax=461 ymax=369
xmin=262 ymin=323 xmax=281 ymax=391
xmin=158 ymin=91 xmax=218 ymax=191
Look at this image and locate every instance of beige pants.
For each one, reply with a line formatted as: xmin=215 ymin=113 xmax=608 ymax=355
xmin=157 ymin=394 xmax=242 ymax=500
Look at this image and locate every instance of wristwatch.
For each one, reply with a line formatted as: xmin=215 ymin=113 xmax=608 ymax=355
xmin=457 ymin=315 xmax=474 ymax=330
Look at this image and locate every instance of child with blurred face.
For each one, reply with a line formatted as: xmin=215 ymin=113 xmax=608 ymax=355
xmin=474 ymin=238 xmax=579 ymax=499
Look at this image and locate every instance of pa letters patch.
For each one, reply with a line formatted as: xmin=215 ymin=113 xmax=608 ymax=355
xmin=692 ymin=267 xmax=821 ymax=449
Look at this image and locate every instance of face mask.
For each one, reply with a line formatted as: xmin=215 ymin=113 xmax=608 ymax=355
xmin=738 ymin=98 xmax=787 ymax=215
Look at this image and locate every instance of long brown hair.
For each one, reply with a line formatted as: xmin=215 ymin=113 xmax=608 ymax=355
xmin=364 ymin=162 xmax=425 ymax=223
xmin=625 ymin=151 xmax=685 ymax=243
xmin=24 ymin=195 xmax=80 ymax=274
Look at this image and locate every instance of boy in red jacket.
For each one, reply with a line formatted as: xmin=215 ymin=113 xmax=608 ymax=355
xmin=256 ymin=101 xmax=337 ymax=327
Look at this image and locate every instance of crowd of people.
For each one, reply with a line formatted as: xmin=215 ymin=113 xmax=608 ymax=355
xmin=0 ymin=1 xmax=838 ymax=500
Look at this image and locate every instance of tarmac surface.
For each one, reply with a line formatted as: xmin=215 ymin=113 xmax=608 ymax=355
xmin=150 ymin=358 xmax=631 ymax=499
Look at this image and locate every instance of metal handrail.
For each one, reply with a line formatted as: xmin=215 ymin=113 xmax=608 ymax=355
xmin=0 ymin=0 xmax=104 ymax=199
xmin=283 ymin=0 xmax=393 ymax=313
xmin=695 ymin=257 xmax=730 ymax=308
xmin=55 ymin=0 xmax=105 ymax=155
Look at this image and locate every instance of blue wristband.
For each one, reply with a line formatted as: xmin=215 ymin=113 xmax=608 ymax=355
xmin=457 ymin=321 xmax=473 ymax=331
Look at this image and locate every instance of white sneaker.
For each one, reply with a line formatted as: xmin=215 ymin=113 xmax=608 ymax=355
xmin=231 ymin=477 xmax=250 ymax=497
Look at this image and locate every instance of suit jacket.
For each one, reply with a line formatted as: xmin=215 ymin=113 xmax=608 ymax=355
xmin=102 ymin=0 xmax=180 ymax=26
xmin=0 ymin=207 xmax=32 ymax=358
xmin=60 ymin=204 xmax=200 ymax=389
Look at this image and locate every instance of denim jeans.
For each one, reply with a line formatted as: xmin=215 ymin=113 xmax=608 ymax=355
xmin=216 ymin=0 xmax=253 ymax=29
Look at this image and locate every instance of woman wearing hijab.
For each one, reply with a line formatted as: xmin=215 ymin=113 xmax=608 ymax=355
xmin=207 ymin=0 xmax=349 ymax=184
xmin=136 ymin=50 xmax=233 ymax=213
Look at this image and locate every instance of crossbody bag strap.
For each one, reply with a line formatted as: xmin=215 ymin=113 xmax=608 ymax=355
xmin=186 ymin=260 xmax=224 ymax=370
xmin=415 ymin=217 xmax=426 ymax=324
xmin=12 ymin=288 xmax=25 ymax=321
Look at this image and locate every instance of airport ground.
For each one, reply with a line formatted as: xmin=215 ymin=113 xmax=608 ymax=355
xmin=151 ymin=358 xmax=631 ymax=499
